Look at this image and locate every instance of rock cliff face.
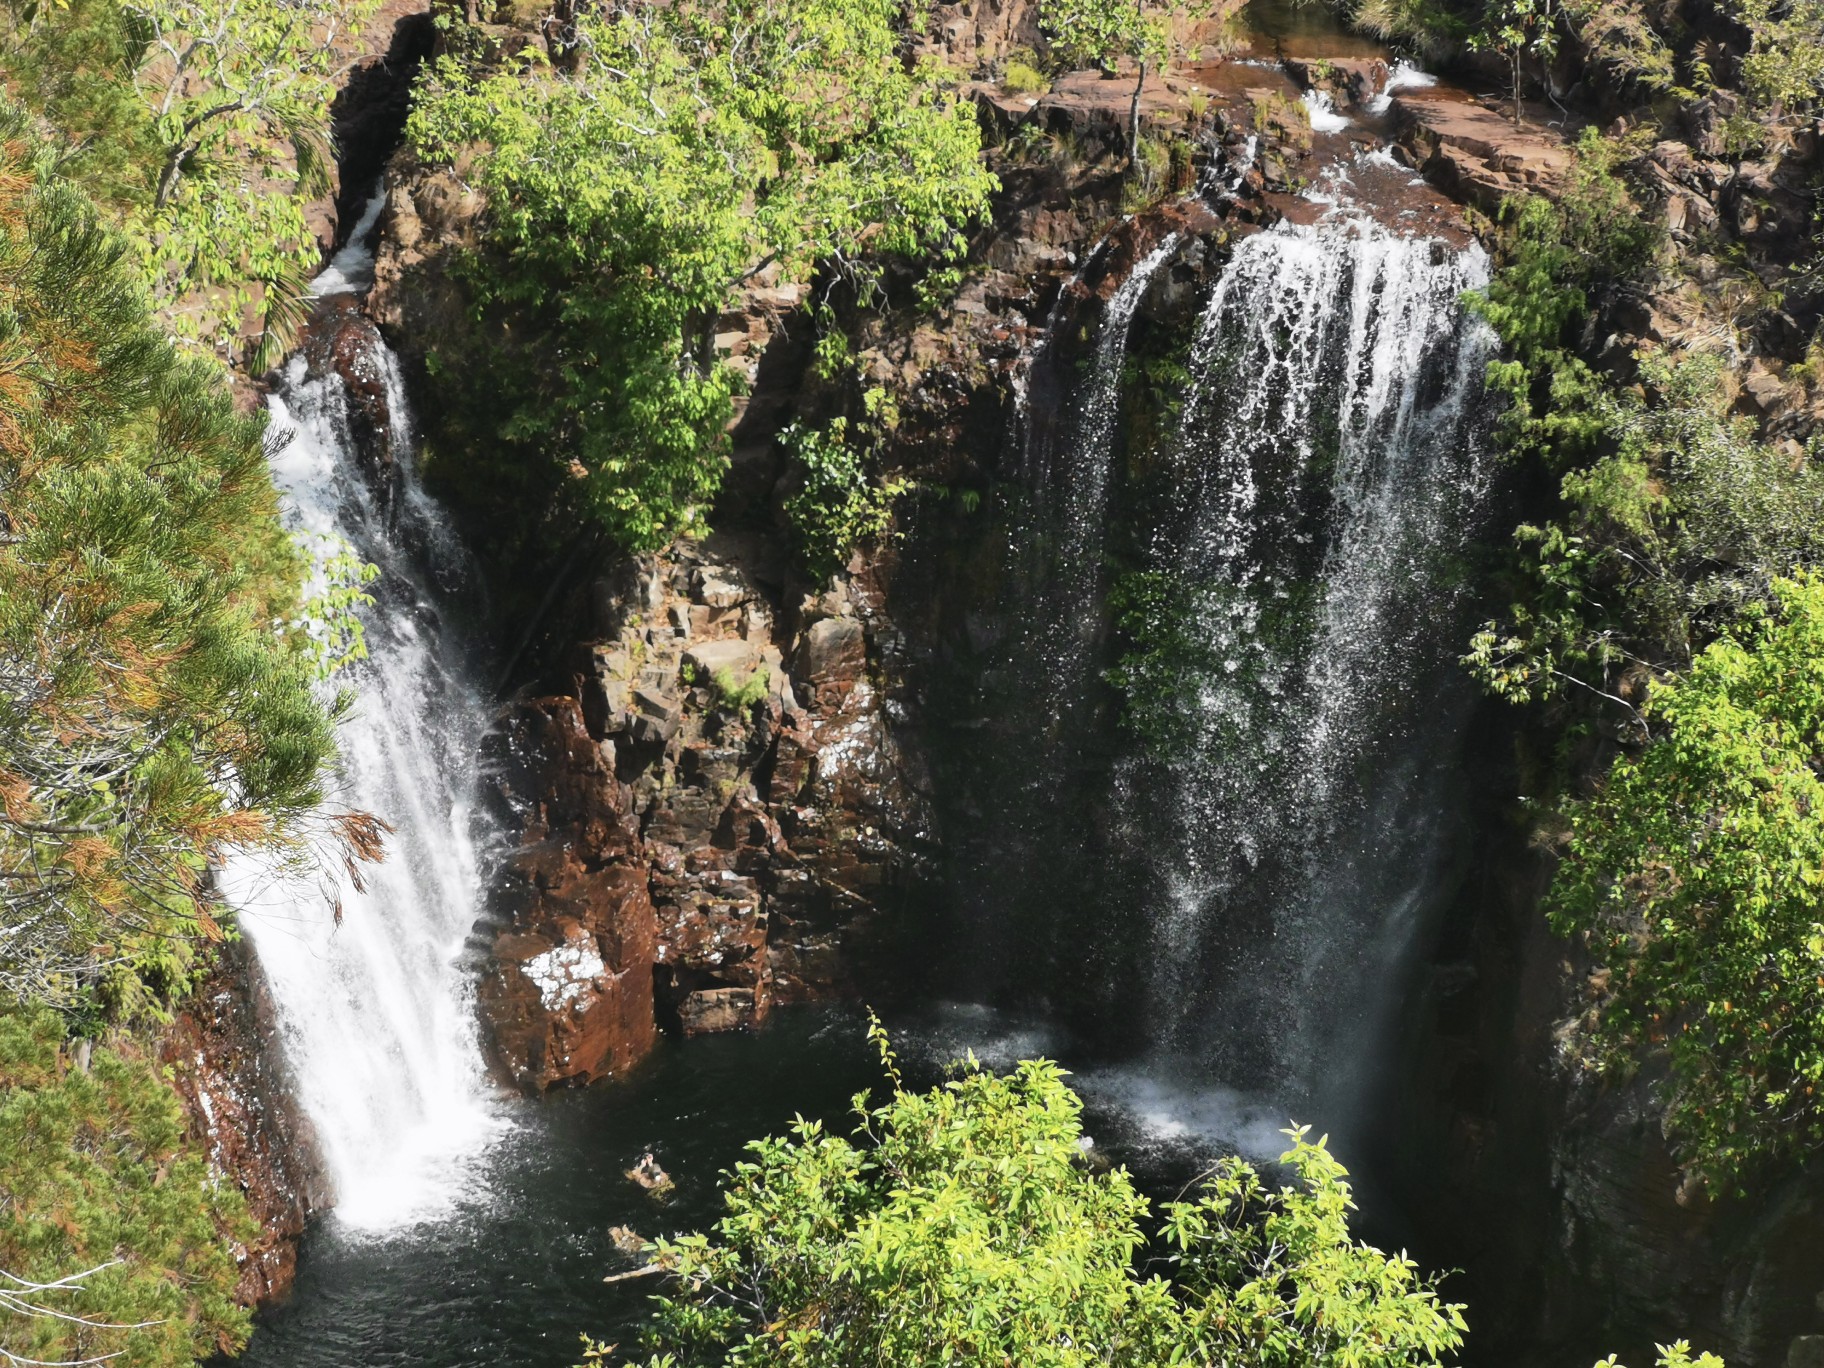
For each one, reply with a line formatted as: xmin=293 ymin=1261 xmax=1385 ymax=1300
xmin=444 ymin=36 xmax=1439 ymax=1091
xmin=160 ymin=942 xmax=328 ymax=1305
xmin=475 ymin=537 xmax=930 ymax=1089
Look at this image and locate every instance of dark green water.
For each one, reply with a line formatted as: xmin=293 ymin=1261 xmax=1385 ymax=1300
xmin=237 ymin=1009 xmax=881 ymax=1368
xmin=235 ymin=1002 xmax=1319 ymax=1367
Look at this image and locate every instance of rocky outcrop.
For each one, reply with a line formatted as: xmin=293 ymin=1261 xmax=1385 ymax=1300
xmin=160 ymin=942 xmax=328 ymax=1304
xmin=300 ymin=296 xmax=402 ymax=506
xmin=1390 ymin=92 xmax=1574 ymax=207
xmin=477 ymin=534 xmax=928 ymax=1089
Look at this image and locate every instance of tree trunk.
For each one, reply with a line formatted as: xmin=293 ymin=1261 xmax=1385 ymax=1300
xmin=1128 ymin=57 xmax=1147 ymax=165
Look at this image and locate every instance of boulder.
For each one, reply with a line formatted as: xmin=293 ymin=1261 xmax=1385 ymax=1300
xmin=683 ymin=638 xmax=759 ymax=681
xmin=676 ymin=986 xmax=765 ymax=1035
xmin=795 ymin=616 xmax=867 ymax=685
xmin=1392 ymin=94 xmax=1571 ymax=209
xmin=478 ymin=697 xmax=659 ymax=1090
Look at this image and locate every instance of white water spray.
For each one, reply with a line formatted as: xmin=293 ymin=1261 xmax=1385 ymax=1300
xmin=1128 ymin=206 xmax=1493 ymax=1106
xmin=225 ymin=236 xmax=503 ymax=1233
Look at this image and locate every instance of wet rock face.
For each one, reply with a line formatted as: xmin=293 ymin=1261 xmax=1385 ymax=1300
xmin=479 ymin=535 xmax=925 ymax=1089
xmin=301 ymin=296 xmax=400 ymax=510
xmin=480 ymin=695 xmax=658 ymax=1090
xmin=160 ymin=942 xmax=329 ymax=1305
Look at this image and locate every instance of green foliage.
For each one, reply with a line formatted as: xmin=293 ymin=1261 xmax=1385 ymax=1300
xmin=1039 ymin=0 xmax=1169 ymax=73
xmin=1 ymin=0 xmax=378 ymax=363
xmin=1156 ymin=1134 xmax=1468 ymax=1367
xmin=1732 ymin=0 xmax=1824 ymax=117
xmin=1598 ymin=1345 xmax=1727 ymax=1368
xmin=1002 ymin=57 xmax=1049 ymax=94
xmin=711 ymin=666 xmax=770 ymax=712
xmin=1548 ymin=573 xmax=1824 ymax=1185
xmin=406 ymin=0 xmax=994 ymax=553
xmin=1463 ymin=351 xmax=1824 ymax=716
xmin=294 ymin=546 xmax=380 ymax=680
xmin=0 ymin=1008 xmax=252 ymax=1367
xmin=1469 ymin=131 xmax=1658 ymax=417
xmin=1461 ymin=133 xmax=1770 ymax=718
xmin=1350 ymin=0 xmax=1816 ymax=133
xmin=1119 ymin=133 xmax=1177 ymax=212
xmin=0 ymin=108 xmax=361 ymax=1013
xmin=590 ymin=1033 xmax=1465 ymax=1368
xmin=1468 ymin=0 xmax=1574 ymax=120
xmin=1038 ymin=0 xmax=1218 ymax=159
xmin=782 ymin=418 xmax=909 ymax=582
xmin=1349 ymin=0 xmax=1465 ymax=55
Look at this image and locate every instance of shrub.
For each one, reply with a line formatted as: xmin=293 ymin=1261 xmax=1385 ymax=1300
xmin=711 ymin=666 xmax=770 ymax=712
xmin=406 ymin=0 xmax=993 ymax=554
xmin=1548 ymin=573 xmax=1824 ymax=1186
xmin=0 ymin=1009 xmax=252 ymax=1367
xmin=782 ymin=419 xmax=908 ymax=582
xmin=1003 ymin=58 xmax=1049 ymax=94
xmin=588 ymin=1026 xmax=1467 ymax=1368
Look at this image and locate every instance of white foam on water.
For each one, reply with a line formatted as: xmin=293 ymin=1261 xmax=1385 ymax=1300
xmin=1303 ymin=89 xmax=1352 ymax=133
xmin=310 ymin=188 xmax=388 ymax=297
xmin=229 ymin=337 xmax=507 ymax=1235
xmin=1369 ymin=60 xmax=1439 ymax=114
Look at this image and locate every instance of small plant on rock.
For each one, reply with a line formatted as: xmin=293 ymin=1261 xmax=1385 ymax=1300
xmin=711 ymin=666 xmax=770 ymax=712
xmin=782 ymin=418 xmax=909 ymax=582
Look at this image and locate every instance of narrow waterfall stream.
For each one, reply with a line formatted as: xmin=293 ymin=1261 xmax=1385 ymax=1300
xmin=223 ymin=225 xmax=503 ymax=1231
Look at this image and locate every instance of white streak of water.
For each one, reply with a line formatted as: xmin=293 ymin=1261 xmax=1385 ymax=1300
xmin=310 ymin=188 xmax=388 ymax=297
xmin=225 ymin=334 xmax=504 ymax=1234
xmin=1130 ymin=209 xmax=1493 ymax=1106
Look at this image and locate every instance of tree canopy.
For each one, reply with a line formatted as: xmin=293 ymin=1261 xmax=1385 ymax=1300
xmin=1549 ymin=572 xmax=1824 ymax=1184
xmin=0 ymin=103 xmax=366 ymax=1015
xmin=1 ymin=0 xmax=376 ymax=363
xmin=593 ymin=1030 xmax=1468 ymax=1368
xmin=406 ymin=0 xmax=995 ymax=552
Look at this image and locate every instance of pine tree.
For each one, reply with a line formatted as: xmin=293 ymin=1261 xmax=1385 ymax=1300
xmin=0 ymin=102 xmax=377 ymax=1015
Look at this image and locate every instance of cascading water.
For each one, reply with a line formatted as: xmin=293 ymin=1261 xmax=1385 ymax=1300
xmin=956 ymin=160 xmax=1497 ymax=1153
xmin=222 ymin=228 xmax=502 ymax=1232
xmin=1118 ymin=209 xmax=1494 ymax=1120
xmin=1022 ymin=232 xmax=1184 ymax=692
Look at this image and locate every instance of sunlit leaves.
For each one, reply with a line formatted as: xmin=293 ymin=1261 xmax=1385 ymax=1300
xmin=592 ymin=1037 xmax=1465 ymax=1368
xmin=406 ymin=0 xmax=994 ymax=552
xmin=1550 ymin=573 xmax=1824 ymax=1184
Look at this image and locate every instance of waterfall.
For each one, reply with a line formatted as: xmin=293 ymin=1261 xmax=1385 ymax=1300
xmin=222 ymin=229 xmax=502 ymax=1232
xmin=1024 ymin=232 xmax=1183 ymax=689
xmin=960 ymin=181 xmax=1497 ymax=1152
xmin=1119 ymin=209 xmax=1494 ymax=1117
